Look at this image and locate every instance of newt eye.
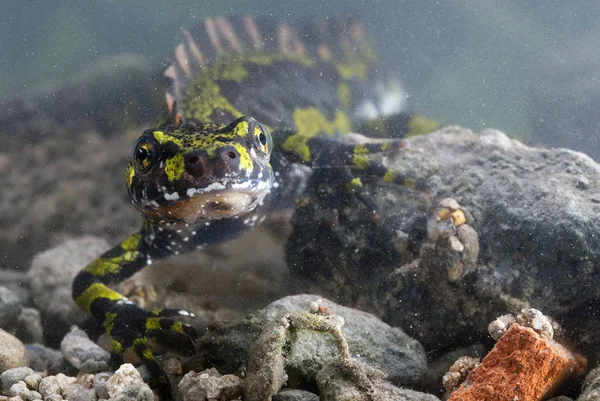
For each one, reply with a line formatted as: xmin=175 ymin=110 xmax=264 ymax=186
xmin=133 ymin=135 xmax=160 ymax=174
xmin=254 ymin=123 xmax=272 ymax=156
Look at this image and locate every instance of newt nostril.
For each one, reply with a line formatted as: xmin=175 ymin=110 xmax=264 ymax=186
xmin=227 ymin=151 xmax=237 ymax=159
xmin=184 ymin=152 xmax=206 ymax=176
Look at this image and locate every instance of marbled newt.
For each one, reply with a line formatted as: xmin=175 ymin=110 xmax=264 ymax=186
xmin=71 ymin=15 xmax=435 ymax=398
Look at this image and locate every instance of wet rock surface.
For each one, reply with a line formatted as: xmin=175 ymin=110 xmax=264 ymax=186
xmin=198 ymin=294 xmax=427 ymax=389
xmin=287 ymin=126 xmax=600 ymax=366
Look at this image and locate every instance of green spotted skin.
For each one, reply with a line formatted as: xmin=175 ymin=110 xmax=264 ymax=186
xmin=71 ymin=15 xmax=434 ymax=398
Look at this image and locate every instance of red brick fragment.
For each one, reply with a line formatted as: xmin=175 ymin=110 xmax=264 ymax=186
xmin=448 ymin=323 xmax=579 ymax=401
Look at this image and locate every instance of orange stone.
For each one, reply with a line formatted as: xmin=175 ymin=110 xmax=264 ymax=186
xmin=447 ymin=323 xmax=579 ymax=401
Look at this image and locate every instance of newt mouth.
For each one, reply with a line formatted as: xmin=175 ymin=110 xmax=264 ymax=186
xmin=138 ymin=179 xmax=272 ymax=224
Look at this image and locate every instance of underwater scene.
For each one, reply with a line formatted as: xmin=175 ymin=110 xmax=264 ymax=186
xmin=3 ymin=1 xmax=600 ymax=400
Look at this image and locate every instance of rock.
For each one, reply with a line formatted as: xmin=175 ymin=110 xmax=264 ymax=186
xmin=92 ymin=372 xmax=111 ymax=400
xmin=0 ymin=331 xmax=28 ymax=374
xmin=38 ymin=376 xmax=62 ymax=399
xmin=63 ymin=383 xmax=97 ymax=401
xmin=26 ymin=344 xmax=68 ymax=375
xmin=14 ymin=308 xmax=43 ymax=344
xmin=60 ymin=328 xmax=110 ymax=373
xmin=577 ymin=367 xmax=600 ymax=401
xmin=45 ymin=394 xmax=65 ymax=401
xmin=0 ymin=287 xmax=22 ymax=330
xmin=28 ymin=237 xmax=110 ymax=343
xmin=273 ymin=389 xmax=319 ymax=401
xmin=178 ymin=368 xmax=243 ymax=401
xmin=55 ymin=374 xmax=77 ymax=394
xmin=106 ymin=384 xmax=154 ymax=401
xmin=0 ymin=368 xmax=33 ymax=395
xmin=22 ymin=374 xmax=41 ymax=391
xmin=286 ymin=127 xmax=600 ymax=362
xmin=447 ymin=324 xmax=579 ymax=401
xmin=9 ymin=381 xmax=28 ymax=399
xmin=316 ymin=360 xmax=440 ymax=401
xmin=198 ymin=294 xmax=427 ymax=389
xmin=106 ymin=364 xmax=152 ymax=400
xmin=28 ymin=390 xmax=42 ymax=400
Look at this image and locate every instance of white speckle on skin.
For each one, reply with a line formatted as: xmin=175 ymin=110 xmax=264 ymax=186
xmin=192 ymin=231 xmax=197 ymax=235
xmin=146 ymin=259 xmax=152 ymax=265
xmin=164 ymin=192 xmax=180 ymax=201
xmin=183 ymin=237 xmax=189 ymax=242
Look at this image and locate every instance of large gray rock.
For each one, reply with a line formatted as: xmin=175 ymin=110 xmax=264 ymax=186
xmin=287 ymin=127 xmax=600 ymax=364
xmin=198 ymin=294 xmax=427 ymax=389
xmin=0 ymin=330 xmax=28 ymax=374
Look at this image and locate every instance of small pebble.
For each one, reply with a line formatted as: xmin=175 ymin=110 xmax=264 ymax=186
xmin=9 ymin=381 xmax=28 ymax=399
xmin=23 ymin=374 xmax=41 ymax=391
xmin=55 ymin=373 xmax=77 ymax=394
xmin=60 ymin=328 xmax=110 ymax=373
xmin=1 ymin=368 xmax=34 ymax=395
xmin=38 ymin=376 xmax=61 ymax=398
xmin=63 ymin=383 xmax=97 ymax=401
xmin=92 ymin=372 xmax=111 ymax=400
xmin=108 ymin=384 xmax=154 ymax=401
xmin=15 ymin=308 xmax=44 ymax=344
xmin=106 ymin=364 xmax=147 ymax=398
xmin=165 ymin=358 xmax=182 ymax=375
